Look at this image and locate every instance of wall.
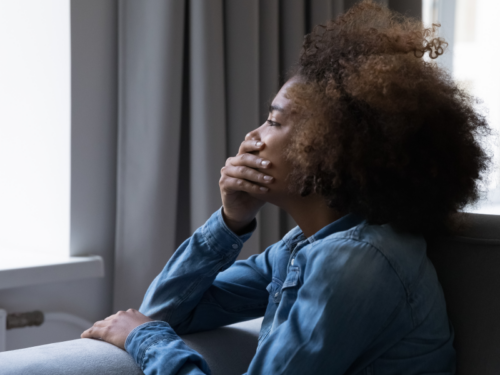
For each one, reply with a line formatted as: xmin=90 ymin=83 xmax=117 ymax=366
xmin=0 ymin=0 xmax=118 ymax=350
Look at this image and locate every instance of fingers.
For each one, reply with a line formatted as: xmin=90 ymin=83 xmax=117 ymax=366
xmin=81 ymin=324 xmax=104 ymax=339
xmin=222 ymin=164 xmax=273 ymax=186
xmin=221 ymin=176 xmax=269 ymax=194
xmin=238 ymin=139 xmax=265 ymax=155
xmin=221 ymin=153 xmax=274 ymax=194
xmin=225 ymin=153 xmax=271 ymax=169
xmin=221 ymin=152 xmax=273 ymax=195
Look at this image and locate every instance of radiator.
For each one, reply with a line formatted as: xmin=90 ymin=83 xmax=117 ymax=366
xmin=0 ymin=309 xmax=93 ymax=352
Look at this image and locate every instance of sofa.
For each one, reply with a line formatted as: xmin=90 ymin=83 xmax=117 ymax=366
xmin=1 ymin=213 xmax=499 ymax=375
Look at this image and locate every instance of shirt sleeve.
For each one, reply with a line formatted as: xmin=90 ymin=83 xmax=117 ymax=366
xmin=138 ymin=206 xmax=275 ymax=333
xmin=243 ymin=238 xmax=408 ymax=375
xmin=125 ymin=207 xmax=275 ymax=375
xmin=125 ymin=321 xmax=209 ymax=375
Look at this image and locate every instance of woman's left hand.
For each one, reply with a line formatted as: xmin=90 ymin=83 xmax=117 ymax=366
xmin=81 ymin=308 xmax=153 ymax=350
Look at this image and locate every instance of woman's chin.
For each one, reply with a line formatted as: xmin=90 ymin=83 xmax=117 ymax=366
xmin=248 ymin=190 xmax=271 ymax=202
xmin=249 ymin=190 xmax=284 ymax=208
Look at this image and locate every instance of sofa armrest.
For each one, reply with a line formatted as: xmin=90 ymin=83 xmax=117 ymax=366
xmin=181 ymin=318 xmax=262 ymax=375
xmin=0 ymin=318 xmax=262 ymax=375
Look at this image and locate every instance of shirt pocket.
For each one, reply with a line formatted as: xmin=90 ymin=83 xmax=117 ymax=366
xmin=258 ymin=281 xmax=282 ymax=348
xmin=282 ymin=265 xmax=300 ymax=291
xmin=266 ymin=280 xmax=282 ymax=304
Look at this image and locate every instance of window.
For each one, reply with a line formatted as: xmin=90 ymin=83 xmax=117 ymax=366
xmin=423 ymin=0 xmax=500 ymax=214
xmin=0 ymin=0 xmax=70 ymax=255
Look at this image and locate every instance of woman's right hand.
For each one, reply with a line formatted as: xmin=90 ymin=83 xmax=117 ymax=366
xmin=219 ymin=139 xmax=274 ymax=235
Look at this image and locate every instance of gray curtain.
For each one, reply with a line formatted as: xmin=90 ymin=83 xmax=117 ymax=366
xmin=113 ymin=0 xmax=421 ymax=311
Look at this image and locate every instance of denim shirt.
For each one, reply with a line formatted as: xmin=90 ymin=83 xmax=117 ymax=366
xmin=125 ymin=207 xmax=456 ymax=375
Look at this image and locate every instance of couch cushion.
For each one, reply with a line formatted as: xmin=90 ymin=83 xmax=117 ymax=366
xmin=181 ymin=318 xmax=262 ymax=375
xmin=0 ymin=337 xmax=143 ymax=375
xmin=0 ymin=317 xmax=262 ymax=375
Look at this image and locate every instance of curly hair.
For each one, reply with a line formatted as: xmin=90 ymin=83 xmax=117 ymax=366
xmin=284 ymin=0 xmax=492 ymax=236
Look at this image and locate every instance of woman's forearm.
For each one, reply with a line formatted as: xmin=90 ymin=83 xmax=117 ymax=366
xmin=138 ymin=207 xmax=256 ymax=331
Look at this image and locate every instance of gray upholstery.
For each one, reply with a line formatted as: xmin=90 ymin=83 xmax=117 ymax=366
xmin=0 ymin=318 xmax=262 ymax=375
xmin=181 ymin=318 xmax=261 ymax=375
xmin=0 ymin=338 xmax=144 ymax=375
xmin=426 ymin=213 xmax=500 ymax=375
xmin=1 ymin=213 xmax=499 ymax=375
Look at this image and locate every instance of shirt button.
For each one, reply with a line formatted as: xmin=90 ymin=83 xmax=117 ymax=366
xmin=232 ymin=244 xmax=238 ymax=249
xmin=275 ymin=292 xmax=279 ymax=297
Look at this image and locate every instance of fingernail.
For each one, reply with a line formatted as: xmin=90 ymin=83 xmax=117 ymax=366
xmin=256 ymin=141 xmax=263 ymax=147
xmin=261 ymin=160 xmax=270 ymax=166
xmin=260 ymin=187 xmax=268 ymax=191
xmin=263 ymin=175 xmax=272 ymax=181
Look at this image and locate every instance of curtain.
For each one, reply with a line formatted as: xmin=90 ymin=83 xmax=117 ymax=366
xmin=113 ymin=0 xmax=421 ymax=311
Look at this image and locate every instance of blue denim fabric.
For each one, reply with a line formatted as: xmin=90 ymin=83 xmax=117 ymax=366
xmin=125 ymin=207 xmax=456 ymax=375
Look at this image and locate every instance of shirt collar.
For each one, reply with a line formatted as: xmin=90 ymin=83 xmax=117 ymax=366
xmin=282 ymin=213 xmax=365 ymax=250
xmin=308 ymin=213 xmax=365 ymax=243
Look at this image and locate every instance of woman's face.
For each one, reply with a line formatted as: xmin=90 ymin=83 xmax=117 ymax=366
xmin=246 ymin=76 xmax=300 ymax=204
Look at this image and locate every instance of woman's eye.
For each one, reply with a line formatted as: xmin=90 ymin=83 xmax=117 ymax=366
xmin=266 ymin=119 xmax=280 ymax=127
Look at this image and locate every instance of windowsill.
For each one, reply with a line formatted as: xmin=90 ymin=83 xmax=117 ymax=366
xmin=0 ymin=250 xmax=104 ymax=290
xmin=465 ymin=204 xmax=500 ymax=215
xmin=463 ymin=187 xmax=500 ymax=215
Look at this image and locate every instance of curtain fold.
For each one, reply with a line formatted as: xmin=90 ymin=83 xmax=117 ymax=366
xmin=224 ymin=1 xmax=262 ymax=259
xmin=189 ymin=0 xmax=227 ymax=234
xmin=114 ymin=0 xmax=186 ymax=311
xmin=114 ymin=0 xmax=421 ymax=310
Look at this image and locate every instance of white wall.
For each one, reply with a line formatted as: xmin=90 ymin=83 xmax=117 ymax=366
xmin=0 ymin=0 xmax=118 ymax=350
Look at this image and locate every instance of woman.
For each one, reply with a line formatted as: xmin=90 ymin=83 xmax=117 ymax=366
xmin=82 ymin=2 xmax=490 ymax=374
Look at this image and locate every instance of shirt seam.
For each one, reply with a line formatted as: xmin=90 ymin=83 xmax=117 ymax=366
xmin=313 ymin=236 xmax=411 ymax=299
xmin=275 ymin=291 xmax=407 ymax=375
xmin=313 ymin=235 xmax=417 ymax=327
xmin=138 ymin=336 xmax=177 ymax=369
xmin=216 ymin=206 xmax=256 ymax=244
xmin=271 ymin=277 xmax=283 ymax=287
xmin=202 ymin=222 xmax=240 ymax=257
xmin=201 ymin=207 xmax=254 ymax=256
xmin=164 ymin=258 xmax=228 ymax=322
xmin=125 ymin=320 xmax=167 ymax=349
xmin=197 ymin=299 xmax=269 ymax=312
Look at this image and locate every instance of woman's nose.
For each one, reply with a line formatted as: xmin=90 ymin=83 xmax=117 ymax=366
xmin=245 ymin=123 xmax=265 ymax=141
xmin=245 ymin=129 xmax=260 ymax=141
